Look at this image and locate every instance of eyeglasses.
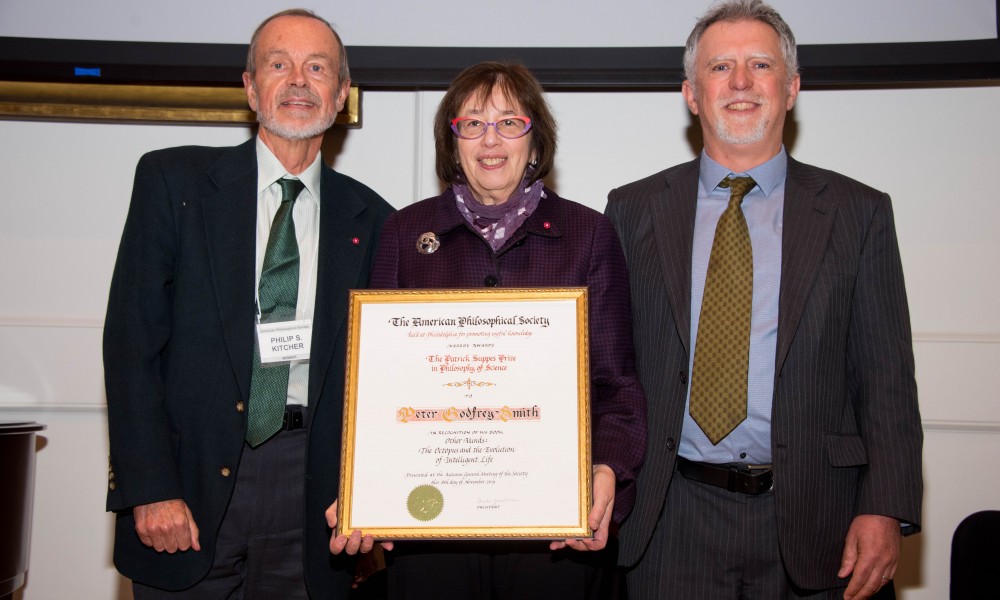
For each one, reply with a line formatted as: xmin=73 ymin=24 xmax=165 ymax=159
xmin=450 ymin=116 xmax=532 ymax=140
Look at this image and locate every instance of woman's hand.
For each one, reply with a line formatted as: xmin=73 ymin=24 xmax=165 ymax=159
xmin=326 ymin=500 xmax=395 ymax=554
xmin=550 ymin=464 xmax=615 ymax=552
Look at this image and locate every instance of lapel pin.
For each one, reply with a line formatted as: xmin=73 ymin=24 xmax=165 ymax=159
xmin=416 ymin=232 xmax=440 ymax=254
xmin=352 ymin=237 xmax=360 ymax=245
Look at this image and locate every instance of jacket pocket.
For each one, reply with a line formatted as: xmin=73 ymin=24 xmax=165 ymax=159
xmin=825 ymin=433 xmax=868 ymax=467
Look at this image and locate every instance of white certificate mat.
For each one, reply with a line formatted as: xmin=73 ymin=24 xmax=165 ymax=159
xmin=339 ymin=288 xmax=592 ymax=539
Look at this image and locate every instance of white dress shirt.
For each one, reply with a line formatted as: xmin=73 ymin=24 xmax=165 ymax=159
xmin=254 ymin=137 xmax=321 ymax=407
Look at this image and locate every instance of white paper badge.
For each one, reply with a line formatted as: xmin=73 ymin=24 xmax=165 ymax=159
xmin=257 ymin=319 xmax=312 ymax=365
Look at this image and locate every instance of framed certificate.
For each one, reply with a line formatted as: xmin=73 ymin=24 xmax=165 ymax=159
xmin=338 ymin=288 xmax=592 ymax=539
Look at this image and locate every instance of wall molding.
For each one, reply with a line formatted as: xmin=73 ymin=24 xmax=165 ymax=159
xmin=0 ymin=403 xmax=107 ymax=413
xmin=912 ymin=332 xmax=1000 ymax=344
xmin=0 ymin=316 xmax=103 ymax=328
xmin=920 ymin=419 xmax=1000 ymax=433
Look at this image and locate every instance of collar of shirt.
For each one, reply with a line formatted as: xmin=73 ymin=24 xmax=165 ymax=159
xmin=698 ymin=146 xmax=788 ymax=198
xmin=255 ymin=136 xmax=322 ymax=206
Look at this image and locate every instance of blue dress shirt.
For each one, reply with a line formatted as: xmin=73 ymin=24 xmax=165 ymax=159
xmin=679 ymin=149 xmax=787 ymax=465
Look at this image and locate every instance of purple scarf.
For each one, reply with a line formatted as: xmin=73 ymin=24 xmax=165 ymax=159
xmin=453 ymin=177 xmax=545 ymax=252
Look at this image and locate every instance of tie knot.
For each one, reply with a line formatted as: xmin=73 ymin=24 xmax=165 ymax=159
xmin=278 ymin=178 xmax=305 ymax=203
xmin=719 ymin=176 xmax=757 ymax=204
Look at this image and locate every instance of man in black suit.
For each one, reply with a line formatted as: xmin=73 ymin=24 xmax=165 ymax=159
xmin=605 ymin=1 xmax=922 ymax=599
xmin=104 ymin=9 xmax=393 ymax=599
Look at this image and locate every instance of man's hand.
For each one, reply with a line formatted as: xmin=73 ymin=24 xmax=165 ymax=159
xmin=550 ymin=464 xmax=615 ymax=552
xmin=133 ymin=499 xmax=201 ymax=553
xmin=839 ymin=514 xmax=900 ymax=600
xmin=326 ymin=500 xmax=394 ymax=555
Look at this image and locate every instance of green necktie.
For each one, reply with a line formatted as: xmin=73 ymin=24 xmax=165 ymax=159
xmin=246 ymin=178 xmax=304 ymax=447
xmin=689 ymin=176 xmax=756 ymax=445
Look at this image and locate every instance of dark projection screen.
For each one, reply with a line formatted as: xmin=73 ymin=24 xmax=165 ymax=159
xmin=1 ymin=0 xmax=998 ymax=88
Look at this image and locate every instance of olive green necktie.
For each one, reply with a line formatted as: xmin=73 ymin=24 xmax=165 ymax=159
xmin=246 ymin=178 xmax=304 ymax=447
xmin=689 ymin=176 xmax=756 ymax=445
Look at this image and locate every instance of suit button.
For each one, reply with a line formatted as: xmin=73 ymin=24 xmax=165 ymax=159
xmin=108 ymin=481 xmax=117 ymax=490
xmin=666 ymin=438 xmax=676 ymax=450
xmin=484 ymin=275 xmax=498 ymax=287
xmin=679 ymin=372 xmax=688 ymax=385
xmin=236 ymin=401 xmax=245 ymax=413
xmin=220 ymin=467 xmax=232 ymax=477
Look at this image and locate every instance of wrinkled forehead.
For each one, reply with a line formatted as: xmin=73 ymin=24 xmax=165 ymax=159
xmin=698 ymin=19 xmax=782 ymax=60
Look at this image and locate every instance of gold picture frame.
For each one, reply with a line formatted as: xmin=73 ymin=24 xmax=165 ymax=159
xmin=339 ymin=288 xmax=592 ymax=540
xmin=0 ymin=80 xmax=360 ymax=126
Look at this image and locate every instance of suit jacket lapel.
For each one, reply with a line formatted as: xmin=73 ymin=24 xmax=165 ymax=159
xmin=654 ymin=160 xmax=700 ymax=356
xmin=776 ymin=158 xmax=837 ymax=373
xmin=308 ymin=166 xmax=377 ymax=407
xmin=203 ymin=139 xmax=258 ymax=401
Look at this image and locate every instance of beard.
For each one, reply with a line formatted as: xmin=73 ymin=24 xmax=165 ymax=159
xmin=254 ymin=85 xmax=336 ymax=141
xmin=707 ymin=94 xmax=770 ymax=145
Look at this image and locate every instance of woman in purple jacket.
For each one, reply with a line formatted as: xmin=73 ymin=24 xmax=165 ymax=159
xmin=368 ymin=62 xmax=646 ymax=599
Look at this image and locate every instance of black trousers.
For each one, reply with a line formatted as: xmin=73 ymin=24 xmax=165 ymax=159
xmin=384 ymin=539 xmax=623 ymax=600
xmin=133 ymin=425 xmax=309 ymax=600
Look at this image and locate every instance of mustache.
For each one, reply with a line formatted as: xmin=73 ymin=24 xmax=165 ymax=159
xmin=718 ymin=95 xmax=767 ymax=107
xmin=276 ymin=89 xmax=322 ymax=105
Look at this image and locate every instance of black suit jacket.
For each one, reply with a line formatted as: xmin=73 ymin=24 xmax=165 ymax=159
xmin=606 ymin=156 xmax=922 ymax=590
xmin=104 ymin=138 xmax=394 ymax=597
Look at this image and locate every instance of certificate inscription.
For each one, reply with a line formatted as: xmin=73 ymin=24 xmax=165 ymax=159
xmin=340 ymin=289 xmax=591 ymax=539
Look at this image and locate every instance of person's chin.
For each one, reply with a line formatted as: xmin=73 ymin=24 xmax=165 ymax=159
xmin=261 ymin=119 xmax=331 ymax=141
xmin=714 ymin=120 xmax=767 ymax=146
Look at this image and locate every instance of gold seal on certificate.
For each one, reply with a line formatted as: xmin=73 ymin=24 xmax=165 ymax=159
xmin=407 ymin=485 xmax=444 ymax=521
xmin=338 ymin=288 xmax=593 ymax=540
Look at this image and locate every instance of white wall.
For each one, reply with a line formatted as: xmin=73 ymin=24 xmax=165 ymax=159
xmin=2 ymin=82 xmax=999 ymax=599
xmin=3 ymin=0 xmax=995 ymax=46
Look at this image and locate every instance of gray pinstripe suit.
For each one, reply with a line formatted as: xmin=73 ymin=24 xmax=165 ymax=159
xmin=605 ymin=156 xmax=922 ymax=595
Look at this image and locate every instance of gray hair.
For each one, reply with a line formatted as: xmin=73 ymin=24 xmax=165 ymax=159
xmin=245 ymin=8 xmax=350 ymax=82
xmin=683 ymin=0 xmax=798 ymax=86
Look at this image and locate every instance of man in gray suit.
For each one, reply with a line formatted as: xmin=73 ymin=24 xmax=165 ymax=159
xmin=605 ymin=1 xmax=922 ymax=599
xmin=105 ymin=9 xmax=393 ymax=599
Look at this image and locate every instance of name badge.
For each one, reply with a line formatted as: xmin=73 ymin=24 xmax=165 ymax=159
xmin=257 ymin=319 xmax=312 ymax=365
